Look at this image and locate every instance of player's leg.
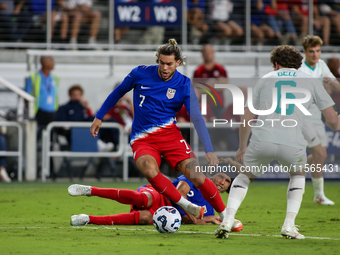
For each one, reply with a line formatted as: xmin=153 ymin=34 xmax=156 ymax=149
xmin=176 ymin=158 xmax=227 ymax=219
xmin=215 ymin=141 xmax=271 ymax=238
xmin=309 ymin=144 xmax=334 ymax=205
xmin=306 ymin=124 xmax=334 ymax=205
xmin=68 ymin=184 xmax=151 ymax=208
xmin=135 ymin=155 xmax=203 ymax=218
xmin=71 ymin=210 xmax=152 ymax=226
xmin=303 ymin=122 xmax=334 ymax=204
xmin=279 ymin=146 xmax=306 ymax=239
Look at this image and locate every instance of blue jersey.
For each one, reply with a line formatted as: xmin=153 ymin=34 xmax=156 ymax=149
xmin=171 ymin=175 xmax=214 ymax=217
xmin=96 ymin=65 xmax=213 ymax=152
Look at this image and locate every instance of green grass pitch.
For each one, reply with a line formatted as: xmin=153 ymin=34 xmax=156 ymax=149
xmin=0 ymin=180 xmax=339 ymax=255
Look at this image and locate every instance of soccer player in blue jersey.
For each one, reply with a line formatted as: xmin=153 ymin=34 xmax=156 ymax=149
xmin=68 ymin=169 xmax=241 ymax=231
xmin=89 ymin=39 xmax=228 ymax=230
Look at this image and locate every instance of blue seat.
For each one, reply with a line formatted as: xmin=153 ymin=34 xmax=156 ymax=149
xmin=71 ymin=127 xmax=98 ymax=152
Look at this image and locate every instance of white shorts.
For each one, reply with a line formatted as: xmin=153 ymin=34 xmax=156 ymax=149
xmin=302 ymin=120 xmax=328 ymax=148
xmin=243 ymin=140 xmax=307 ymax=177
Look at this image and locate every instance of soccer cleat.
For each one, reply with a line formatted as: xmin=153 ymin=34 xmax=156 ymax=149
xmin=215 ymin=220 xmax=234 ymax=238
xmin=70 ymin=214 xmax=90 ymax=226
xmin=0 ymin=168 xmax=11 ymax=183
xmin=281 ymin=225 xmax=305 ymax=239
xmin=231 ymin=219 xmax=243 ymax=232
xmin=68 ymin=184 xmax=92 ymax=197
xmin=186 ymin=203 xmax=205 ymax=219
xmin=313 ymin=196 xmax=335 ymax=205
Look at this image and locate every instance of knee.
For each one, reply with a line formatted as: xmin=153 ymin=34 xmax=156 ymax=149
xmin=62 ymin=13 xmax=69 ymax=23
xmin=139 ymin=211 xmax=153 ymax=225
xmin=190 ymin=176 xmax=205 ymax=187
xmin=74 ymin=12 xmax=82 ymax=22
xmin=313 ymin=149 xmax=327 ymax=161
xmin=136 ymin=157 xmax=159 ymax=179
xmin=93 ymin=10 xmax=101 ymax=20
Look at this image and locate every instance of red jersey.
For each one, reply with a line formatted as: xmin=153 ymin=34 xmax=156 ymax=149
xmin=107 ymin=104 xmax=133 ymax=127
xmin=193 ymin=63 xmax=228 ymax=80
xmin=193 ymin=63 xmax=228 ymax=107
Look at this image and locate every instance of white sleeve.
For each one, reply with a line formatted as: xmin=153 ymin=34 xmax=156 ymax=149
xmin=312 ymin=78 xmax=335 ymax=110
xmin=321 ymin=61 xmax=336 ymax=80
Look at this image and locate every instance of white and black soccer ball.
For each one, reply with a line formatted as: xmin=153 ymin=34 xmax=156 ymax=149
xmin=153 ymin=206 xmax=181 ymax=233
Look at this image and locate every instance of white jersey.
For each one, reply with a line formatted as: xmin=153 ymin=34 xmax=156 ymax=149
xmin=248 ymin=68 xmax=334 ymax=149
xmin=299 ymin=59 xmax=336 ymax=124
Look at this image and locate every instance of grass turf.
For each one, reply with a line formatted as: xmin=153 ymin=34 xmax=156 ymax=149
xmin=0 ymin=180 xmax=339 ymax=255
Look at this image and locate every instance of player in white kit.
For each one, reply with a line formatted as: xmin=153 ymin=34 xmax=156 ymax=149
xmin=215 ymin=45 xmax=340 ymax=239
xmin=300 ymin=35 xmax=340 ymax=205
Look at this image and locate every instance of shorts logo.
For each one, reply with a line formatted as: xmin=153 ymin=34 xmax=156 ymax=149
xmin=166 ymin=88 xmax=176 ymax=99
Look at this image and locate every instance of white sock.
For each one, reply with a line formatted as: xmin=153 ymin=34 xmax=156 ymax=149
xmin=225 ymin=174 xmax=250 ymax=221
xmin=284 ymin=175 xmax=305 ymax=226
xmin=311 ymin=177 xmax=324 ymax=198
xmin=177 ymin=196 xmax=194 ymax=211
xmin=218 ymin=208 xmax=227 ymax=221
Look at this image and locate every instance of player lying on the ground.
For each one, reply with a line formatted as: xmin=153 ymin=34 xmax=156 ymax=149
xmin=68 ymin=170 xmax=242 ymax=231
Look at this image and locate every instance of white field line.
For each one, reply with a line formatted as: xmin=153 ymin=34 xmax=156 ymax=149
xmin=0 ymin=226 xmax=339 ymax=240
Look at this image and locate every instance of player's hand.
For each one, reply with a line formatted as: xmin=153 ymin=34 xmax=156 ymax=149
xmin=324 ymin=76 xmax=333 ymax=85
xmin=90 ymin=118 xmax=102 ymax=138
xmin=235 ymin=148 xmax=246 ymax=163
xmin=80 ymin=98 xmax=90 ymax=109
xmin=211 ymin=215 xmax=222 ymax=225
xmin=205 ymin=152 xmax=219 ymax=166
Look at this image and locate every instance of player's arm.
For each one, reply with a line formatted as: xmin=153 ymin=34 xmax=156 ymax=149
xmin=236 ymin=107 xmax=254 ymax=163
xmin=90 ymin=68 xmax=138 ymax=137
xmin=321 ymin=107 xmax=340 ymax=131
xmin=184 ymin=82 xmax=218 ymax=166
xmin=324 ymin=77 xmax=340 ymax=92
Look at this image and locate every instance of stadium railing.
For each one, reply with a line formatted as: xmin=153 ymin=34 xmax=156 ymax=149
xmin=0 ymin=121 xmax=23 ymax=182
xmin=0 ymin=0 xmax=330 ymax=51
xmin=25 ymin=49 xmax=340 ymax=79
xmin=0 ymin=76 xmax=37 ymax=181
xmin=41 ymin=121 xmax=124 ymax=182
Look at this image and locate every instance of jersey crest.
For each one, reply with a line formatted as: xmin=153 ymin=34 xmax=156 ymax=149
xmin=166 ymin=88 xmax=176 ymax=99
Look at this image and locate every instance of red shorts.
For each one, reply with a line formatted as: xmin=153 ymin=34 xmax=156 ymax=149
xmin=130 ymin=185 xmax=172 ymax=222
xmin=131 ymin=124 xmax=196 ymax=170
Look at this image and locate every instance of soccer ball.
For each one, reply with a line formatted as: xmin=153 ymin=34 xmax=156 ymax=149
xmin=152 ymin=206 xmax=181 ymax=233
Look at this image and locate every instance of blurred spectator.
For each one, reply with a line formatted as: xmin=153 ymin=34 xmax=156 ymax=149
xmin=5 ymin=0 xmax=69 ymax=42
xmin=193 ymin=44 xmax=228 ymax=118
xmin=0 ymin=128 xmax=11 ymax=183
xmin=0 ymin=0 xmax=32 ymax=42
xmin=114 ymin=0 xmax=134 ymax=43
xmin=318 ymin=2 xmax=340 ymax=39
xmin=276 ymin=0 xmax=298 ymax=44
xmin=290 ymin=0 xmax=330 ymax=45
xmin=187 ymin=0 xmax=208 ymax=44
xmin=327 ymin=57 xmax=340 ymax=106
xmin=25 ymin=56 xmax=59 ymax=134
xmin=56 ymin=84 xmax=114 ymax=152
xmin=257 ymin=0 xmax=283 ymax=41
xmin=210 ymin=0 xmax=243 ymax=42
xmin=251 ymin=0 xmax=276 ymax=43
xmin=56 ymin=84 xmax=93 ymax=123
xmin=28 ymin=0 xmax=69 ymax=42
xmin=59 ymin=0 xmax=101 ymax=48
